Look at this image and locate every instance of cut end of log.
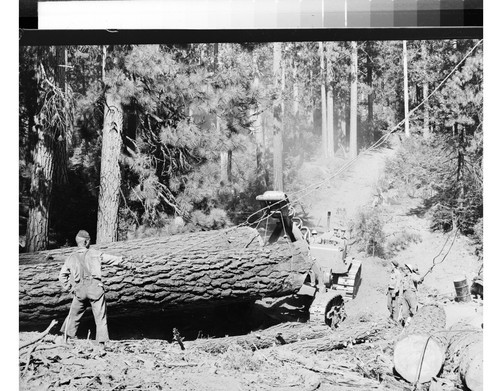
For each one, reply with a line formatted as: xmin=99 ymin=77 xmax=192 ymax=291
xmin=464 ymin=355 xmax=483 ymax=391
xmin=394 ymin=334 xmax=445 ymax=384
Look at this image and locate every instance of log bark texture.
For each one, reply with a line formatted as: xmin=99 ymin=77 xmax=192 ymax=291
xmin=446 ymin=322 xmax=483 ymax=391
xmin=393 ymin=304 xmax=447 ymax=384
xmin=19 ymin=227 xmax=313 ymax=327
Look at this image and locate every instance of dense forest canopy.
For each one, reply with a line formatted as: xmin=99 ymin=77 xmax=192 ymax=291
xmin=19 ymin=40 xmax=483 ymax=252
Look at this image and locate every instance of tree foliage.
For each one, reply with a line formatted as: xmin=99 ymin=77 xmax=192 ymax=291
xmin=19 ymin=40 xmax=483 ymax=249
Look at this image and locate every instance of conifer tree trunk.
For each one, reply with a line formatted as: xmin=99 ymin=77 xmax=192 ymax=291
xmin=255 ymin=112 xmax=265 ymax=171
xmin=53 ymin=46 xmax=69 ymax=186
xmin=349 ymin=41 xmax=358 ymax=159
xmin=340 ymin=108 xmax=346 ymax=152
xmin=456 ymin=124 xmax=466 ymax=214
xmin=326 ymin=52 xmax=334 ymax=158
xmin=220 ymin=150 xmax=232 ymax=184
xmin=292 ymin=58 xmax=299 ymax=117
xmin=252 ymin=56 xmax=266 ymax=182
xmin=319 ymin=42 xmax=327 ymax=159
xmin=403 ymin=40 xmax=410 ymax=138
xmin=214 ymin=43 xmax=232 ymax=185
xmin=26 ymin=121 xmax=55 ymax=252
xmin=366 ymin=42 xmax=374 ymax=143
xmin=252 ymin=52 xmax=269 ymax=187
xmin=273 ymin=42 xmax=284 ymax=191
xmin=26 ymin=50 xmax=57 ymax=252
xmin=97 ymin=46 xmax=123 ymax=244
xmin=421 ymin=41 xmax=430 ymax=139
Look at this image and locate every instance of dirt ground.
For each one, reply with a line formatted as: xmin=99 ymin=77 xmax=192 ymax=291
xmin=18 ymin=143 xmax=483 ymax=390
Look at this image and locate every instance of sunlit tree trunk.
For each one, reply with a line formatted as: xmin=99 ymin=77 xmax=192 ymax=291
xmin=326 ymin=51 xmax=334 ymax=158
xmin=255 ymin=111 xmax=265 ymax=173
xmin=319 ymin=42 xmax=327 ymax=158
xmin=349 ymin=41 xmax=358 ymax=159
xmin=213 ymin=43 xmax=232 ymax=185
xmin=421 ymin=41 xmax=430 ymax=139
xmin=366 ymin=41 xmax=374 ymax=144
xmin=273 ymin=42 xmax=284 ymax=191
xmin=252 ymin=52 xmax=266 ymax=186
xmin=53 ymin=46 xmax=69 ymax=186
xmin=340 ymin=109 xmax=346 ymax=152
xmin=220 ymin=150 xmax=232 ymax=184
xmin=292 ymin=57 xmax=299 ymax=117
xmin=403 ymin=40 xmax=410 ymax=138
xmin=456 ymin=123 xmax=466 ymax=228
xmin=97 ymin=46 xmax=123 ymax=244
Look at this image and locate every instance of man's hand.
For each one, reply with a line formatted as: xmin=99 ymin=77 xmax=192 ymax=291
xmin=121 ymin=260 xmax=136 ymax=272
xmin=63 ymin=285 xmax=73 ymax=294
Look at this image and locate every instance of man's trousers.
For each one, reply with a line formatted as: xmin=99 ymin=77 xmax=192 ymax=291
xmin=60 ymin=282 xmax=109 ymax=342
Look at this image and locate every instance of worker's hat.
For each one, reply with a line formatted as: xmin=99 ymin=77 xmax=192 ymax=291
xmin=76 ymin=230 xmax=91 ymax=240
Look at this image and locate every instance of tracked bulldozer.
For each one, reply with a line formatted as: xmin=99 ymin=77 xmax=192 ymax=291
xmin=254 ymin=191 xmax=362 ymax=327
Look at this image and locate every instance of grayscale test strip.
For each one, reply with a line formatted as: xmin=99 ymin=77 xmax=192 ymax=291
xmin=20 ymin=0 xmax=483 ymax=32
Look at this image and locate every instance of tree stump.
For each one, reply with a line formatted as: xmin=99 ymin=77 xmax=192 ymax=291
xmin=393 ymin=304 xmax=447 ymax=384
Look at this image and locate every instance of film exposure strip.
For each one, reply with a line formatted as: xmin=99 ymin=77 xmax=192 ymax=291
xmin=21 ymin=0 xmax=482 ymax=34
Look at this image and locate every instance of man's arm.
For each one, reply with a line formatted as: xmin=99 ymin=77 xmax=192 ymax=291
xmin=59 ymin=261 xmax=72 ymax=292
xmin=99 ymin=252 xmax=124 ymax=265
xmin=99 ymin=252 xmax=134 ymax=270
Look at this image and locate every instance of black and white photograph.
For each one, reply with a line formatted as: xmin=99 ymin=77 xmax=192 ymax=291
xmin=15 ymin=2 xmax=488 ymax=391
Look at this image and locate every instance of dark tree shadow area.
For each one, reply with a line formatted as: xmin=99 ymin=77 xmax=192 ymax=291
xmin=29 ymin=302 xmax=306 ymax=342
xmin=406 ymin=196 xmax=437 ymax=218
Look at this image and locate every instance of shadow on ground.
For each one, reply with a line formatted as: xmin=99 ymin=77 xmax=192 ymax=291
xmin=22 ymin=301 xmax=310 ymax=342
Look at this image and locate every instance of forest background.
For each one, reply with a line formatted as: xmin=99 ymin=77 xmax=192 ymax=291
xmin=18 ymin=40 xmax=483 ymax=254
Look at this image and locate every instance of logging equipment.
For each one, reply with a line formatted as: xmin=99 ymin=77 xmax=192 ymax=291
xmin=256 ymin=191 xmax=361 ymax=300
xmin=256 ymin=191 xmax=362 ymax=327
xmin=420 ymin=228 xmax=458 ymax=282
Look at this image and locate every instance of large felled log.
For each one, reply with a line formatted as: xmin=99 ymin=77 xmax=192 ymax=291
xmin=393 ymin=304 xmax=447 ymax=384
xmin=19 ymin=227 xmax=313 ymax=327
xmin=447 ymin=322 xmax=483 ymax=391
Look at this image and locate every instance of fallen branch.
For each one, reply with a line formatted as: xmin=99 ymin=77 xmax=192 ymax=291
xmin=20 ymin=320 xmax=58 ymax=350
xmin=187 ymin=322 xmax=334 ymax=354
xmin=164 ymin=362 xmax=198 ymax=368
xmin=22 ymin=344 xmax=37 ymax=377
xmin=173 ymin=328 xmax=185 ymax=351
xmin=287 ymin=322 xmax=383 ymax=354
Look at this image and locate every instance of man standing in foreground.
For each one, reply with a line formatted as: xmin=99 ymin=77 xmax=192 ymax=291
xmin=59 ymin=230 xmax=131 ymax=346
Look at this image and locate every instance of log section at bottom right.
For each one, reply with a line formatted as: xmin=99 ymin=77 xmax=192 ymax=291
xmin=393 ymin=304 xmax=447 ymax=384
xmin=447 ymin=322 xmax=483 ymax=391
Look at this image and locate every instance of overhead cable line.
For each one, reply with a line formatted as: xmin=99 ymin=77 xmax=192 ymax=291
xmin=165 ymin=39 xmax=483 ymax=257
